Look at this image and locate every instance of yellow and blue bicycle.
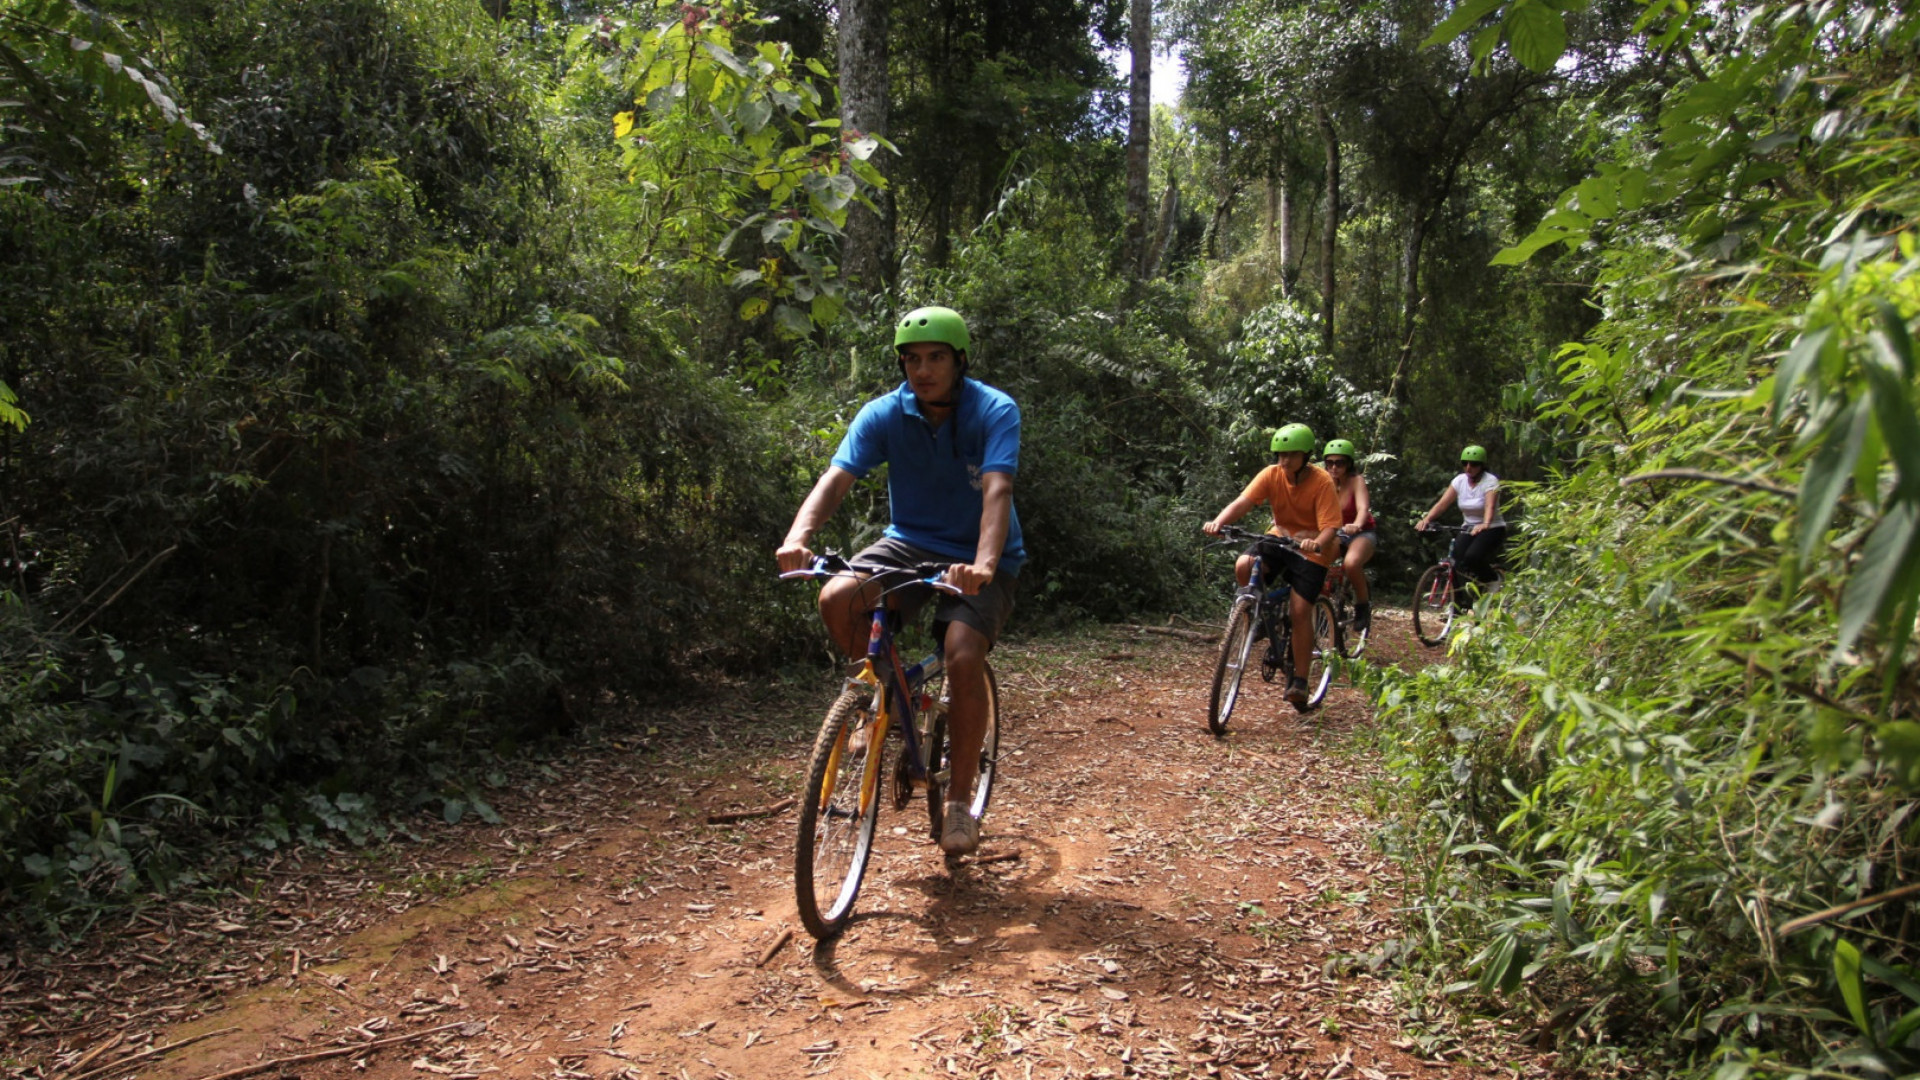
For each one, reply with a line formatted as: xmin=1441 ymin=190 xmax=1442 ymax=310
xmin=780 ymin=554 xmax=1001 ymax=940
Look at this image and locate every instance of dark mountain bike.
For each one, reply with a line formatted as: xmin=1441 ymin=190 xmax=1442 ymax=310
xmin=1410 ymin=524 xmax=1503 ymax=646
xmin=1205 ymin=525 xmax=1337 ymax=736
xmin=1324 ymin=534 xmax=1368 ymax=659
xmin=779 ymin=554 xmax=1000 ymax=940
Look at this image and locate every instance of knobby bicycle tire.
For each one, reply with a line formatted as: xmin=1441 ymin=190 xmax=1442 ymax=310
xmin=1305 ymin=596 xmax=1337 ymax=708
xmin=926 ymin=661 xmax=1001 ymax=841
xmin=1412 ymin=565 xmax=1455 ymax=646
xmin=795 ymin=686 xmax=884 ymax=940
xmin=1276 ymin=597 xmax=1336 ymax=712
xmin=1207 ymin=595 xmax=1257 ymax=736
xmin=1332 ymin=580 xmax=1368 ymax=660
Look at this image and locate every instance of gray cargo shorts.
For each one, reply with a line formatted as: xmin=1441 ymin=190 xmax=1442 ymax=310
xmin=850 ymin=536 xmax=1018 ymax=646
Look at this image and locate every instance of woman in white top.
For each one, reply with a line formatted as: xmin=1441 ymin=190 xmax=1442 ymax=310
xmin=1415 ymin=444 xmax=1507 ymax=592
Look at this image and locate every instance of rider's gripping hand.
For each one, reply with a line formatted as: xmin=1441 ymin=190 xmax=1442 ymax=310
xmin=945 ymin=562 xmax=994 ymax=596
xmin=776 ymin=538 xmax=815 ymax=573
xmin=1201 ymin=519 xmax=1223 ymax=536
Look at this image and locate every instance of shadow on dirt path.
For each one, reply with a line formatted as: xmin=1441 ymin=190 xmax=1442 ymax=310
xmin=2 ymin=613 xmax=1555 ymax=1080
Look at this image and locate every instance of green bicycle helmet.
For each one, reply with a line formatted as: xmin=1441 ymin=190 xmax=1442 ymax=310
xmin=1460 ymin=444 xmax=1488 ymax=463
xmin=1323 ymin=438 xmax=1357 ymax=459
xmin=894 ymin=306 xmax=970 ymax=352
xmin=1270 ymin=423 xmax=1315 ymax=454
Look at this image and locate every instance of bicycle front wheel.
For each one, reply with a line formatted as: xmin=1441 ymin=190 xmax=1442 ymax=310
xmin=925 ymin=661 xmax=1001 ymax=840
xmin=1207 ymin=595 xmax=1257 ymax=736
xmin=1412 ymin=565 xmax=1455 ymax=646
xmin=795 ymin=686 xmax=885 ymax=940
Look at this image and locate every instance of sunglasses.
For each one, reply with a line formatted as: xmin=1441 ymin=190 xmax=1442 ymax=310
xmin=1461 ymin=461 xmax=1481 ymax=468
xmin=1326 ymin=457 xmax=1352 ymax=468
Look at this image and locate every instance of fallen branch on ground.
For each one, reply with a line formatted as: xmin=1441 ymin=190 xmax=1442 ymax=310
xmin=64 ymin=1028 xmax=240 ymax=1080
xmin=1123 ymin=625 xmax=1218 ymax=643
xmin=178 ymin=1021 xmax=478 ymax=1080
xmin=756 ymin=928 xmax=794 ymax=967
xmin=706 ymin=798 xmax=796 ymax=825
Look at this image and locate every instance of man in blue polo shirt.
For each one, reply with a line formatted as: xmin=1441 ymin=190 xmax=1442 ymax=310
xmin=776 ymin=306 xmax=1025 ymax=856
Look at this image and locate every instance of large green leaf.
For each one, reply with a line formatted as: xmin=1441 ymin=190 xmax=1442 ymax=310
xmin=1839 ymin=498 xmax=1920 ymax=650
xmin=1505 ymin=0 xmax=1568 ymax=73
xmin=1834 ymin=938 xmax=1871 ymax=1037
xmin=1420 ymin=0 xmax=1505 ymax=49
xmin=1798 ymin=395 xmax=1869 ymax=564
xmin=1773 ymin=325 xmax=1834 ymax=422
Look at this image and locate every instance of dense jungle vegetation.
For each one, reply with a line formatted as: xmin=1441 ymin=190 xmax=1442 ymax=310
xmin=3 ymin=0 xmax=1918 ymax=1075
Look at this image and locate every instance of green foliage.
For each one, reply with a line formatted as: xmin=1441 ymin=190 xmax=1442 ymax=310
xmin=0 ymin=0 xmax=828 ymax=927
xmin=0 ymin=0 xmax=219 ymax=189
xmin=1378 ymin=3 xmax=1920 ymax=1075
xmin=562 ymin=0 xmax=884 ymax=334
xmin=1215 ymin=298 xmax=1389 ymax=459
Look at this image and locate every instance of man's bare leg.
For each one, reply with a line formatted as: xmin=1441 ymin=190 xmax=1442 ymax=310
xmin=940 ymin=619 xmax=992 ymax=854
xmin=818 ymin=574 xmax=884 ymax=660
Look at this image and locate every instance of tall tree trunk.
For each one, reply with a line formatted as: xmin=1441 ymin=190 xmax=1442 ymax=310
xmin=1315 ymin=103 xmax=1339 ymax=355
xmin=1204 ymin=182 xmax=1238 ymax=260
xmin=838 ymin=0 xmax=892 ymax=291
xmin=1148 ymin=175 xmax=1179 ymax=276
xmin=1376 ymin=212 xmax=1430 ymax=451
xmin=1204 ymin=138 xmax=1235 ymax=260
xmin=1123 ymin=0 xmax=1152 ymax=279
xmin=1277 ymin=154 xmax=1297 ymax=297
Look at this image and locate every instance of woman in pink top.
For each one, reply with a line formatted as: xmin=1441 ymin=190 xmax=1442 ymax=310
xmin=1322 ymin=439 xmax=1374 ymax=634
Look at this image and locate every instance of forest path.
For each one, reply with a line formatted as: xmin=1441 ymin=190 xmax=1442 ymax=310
xmin=4 ymin=617 xmax=1557 ymax=1080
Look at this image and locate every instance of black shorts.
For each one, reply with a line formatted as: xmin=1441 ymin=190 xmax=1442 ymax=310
xmin=1246 ymin=540 xmax=1327 ymax=602
xmin=850 ymin=537 xmax=1018 ymax=646
xmin=1337 ymin=529 xmax=1377 ymax=552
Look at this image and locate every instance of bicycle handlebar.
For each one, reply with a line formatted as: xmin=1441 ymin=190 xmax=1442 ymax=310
xmin=1207 ymin=524 xmax=1304 ymax=551
xmin=779 ymin=552 xmax=964 ymax=595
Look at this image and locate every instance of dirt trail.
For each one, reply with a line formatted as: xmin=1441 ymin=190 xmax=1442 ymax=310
xmin=2 ymin=616 xmax=1556 ymax=1080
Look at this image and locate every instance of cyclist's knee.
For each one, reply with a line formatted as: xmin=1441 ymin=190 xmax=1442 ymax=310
xmin=943 ymin=620 xmax=990 ymax=669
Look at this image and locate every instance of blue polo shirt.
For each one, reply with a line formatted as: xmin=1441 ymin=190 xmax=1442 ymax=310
xmin=831 ymin=378 xmax=1027 ymax=577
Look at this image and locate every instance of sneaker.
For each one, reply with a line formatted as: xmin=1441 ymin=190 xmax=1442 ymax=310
xmin=846 ymin=709 xmax=877 ymax=755
xmin=1352 ymin=601 xmax=1371 ymax=635
xmin=1285 ymin=676 xmax=1309 ymax=710
xmin=939 ymin=801 xmax=980 ymax=856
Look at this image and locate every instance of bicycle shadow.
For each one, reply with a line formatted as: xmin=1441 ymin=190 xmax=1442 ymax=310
xmin=804 ymin=825 xmax=1235 ymax=1003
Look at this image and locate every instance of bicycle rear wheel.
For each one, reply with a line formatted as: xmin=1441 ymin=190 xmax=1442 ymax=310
xmin=1333 ymin=582 xmax=1368 ymax=659
xmin=925 ymin=661 xmax=1001 ymax=840
xmin=1207 ymin=595 xmax=1257 ymax=736
xmin=795 ymin=686 xmax=884 ymax=940
xmin=1412 ymin=565 xmax=1455 ymax=646
xmin=1305 ymin=596 xmax=1337 ymax=708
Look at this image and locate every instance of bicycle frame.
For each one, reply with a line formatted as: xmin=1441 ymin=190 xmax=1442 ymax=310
xmin=1222 ymin=531 xmax=1298 ymax=669
xmin=797 ymin=563 xmax=953 ymax=818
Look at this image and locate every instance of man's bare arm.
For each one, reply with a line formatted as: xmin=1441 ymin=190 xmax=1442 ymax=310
xmin=950 ymin=471 xmax=1013 ymax=594
xmin=777 ymin=467 xmax=857 ymax=571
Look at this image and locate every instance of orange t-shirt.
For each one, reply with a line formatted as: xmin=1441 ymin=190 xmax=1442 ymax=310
xmin=1239 ymin=463 xmax=1344 ymax=566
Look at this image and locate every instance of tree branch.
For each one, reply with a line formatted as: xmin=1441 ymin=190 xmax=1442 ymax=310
xmin=1620 ymin=469 xmax=1796 ymax=497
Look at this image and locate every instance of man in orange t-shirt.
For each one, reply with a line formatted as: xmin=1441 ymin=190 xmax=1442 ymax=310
xmin=1202 ymin=422 xmax=1343 ymax=710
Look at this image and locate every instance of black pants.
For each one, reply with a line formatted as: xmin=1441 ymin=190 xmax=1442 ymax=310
xmin=1451 ymin=526 xmax=1508 ymax=586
